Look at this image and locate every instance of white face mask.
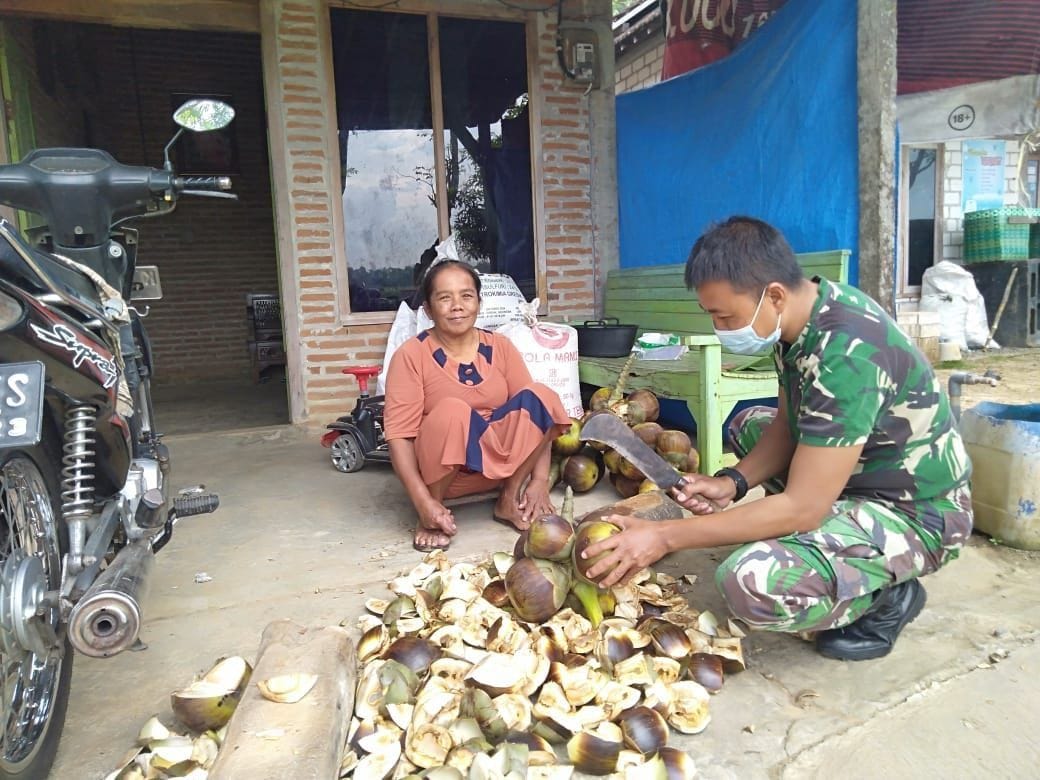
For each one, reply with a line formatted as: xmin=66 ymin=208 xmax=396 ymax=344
xmin=713 ymin=288 xmax=782 ymax=355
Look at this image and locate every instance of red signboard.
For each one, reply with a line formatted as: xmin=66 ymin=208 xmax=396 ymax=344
xmin=661 ymin=0 xmax=788 ymax=81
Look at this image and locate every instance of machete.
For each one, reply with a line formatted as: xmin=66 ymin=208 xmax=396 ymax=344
xmin=580 ymin=413 xmax=721 ymax=513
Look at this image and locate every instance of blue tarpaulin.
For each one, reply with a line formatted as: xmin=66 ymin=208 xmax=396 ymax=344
xmin=616 ymin=0 xmax=859 ymax=284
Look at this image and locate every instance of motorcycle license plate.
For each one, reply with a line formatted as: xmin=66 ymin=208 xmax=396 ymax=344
xmin=0 ymin=362 xmax=45 ymax=450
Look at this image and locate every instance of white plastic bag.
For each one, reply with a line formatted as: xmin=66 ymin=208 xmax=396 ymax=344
xmin=919 ymin=261 xmax=993 ymax=350
xmin=377 ymin=302 xmax=417 ymax=395
xmin=498 ymin=299 xmax=583 ymax=419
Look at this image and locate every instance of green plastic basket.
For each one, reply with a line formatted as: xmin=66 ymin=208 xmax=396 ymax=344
xmin=1031 ymin=222 xmax=1040 ymax=259
xmin=963 ymin=207 xmax=1040 ymax=262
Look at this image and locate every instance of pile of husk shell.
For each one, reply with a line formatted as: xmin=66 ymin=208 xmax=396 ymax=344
xmin=105 ymin=656 xmax=252 ymax=779
xmin=345 ymin=548 xmax=746 ymax=779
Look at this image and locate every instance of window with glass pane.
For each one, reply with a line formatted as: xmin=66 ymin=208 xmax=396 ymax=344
xmin=329 ymin=10 xmax=536 ymax=312
xmin=439 ymin=17 xmax=535 ymax=300
xmin=330 ymin=10 xmax=437 ymax=312
xmin=907 ymin=148 xmax=937 ymax=287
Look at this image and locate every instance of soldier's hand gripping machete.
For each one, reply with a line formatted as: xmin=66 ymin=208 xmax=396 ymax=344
xmin=579 ymin=413 xmax=721 ymax=513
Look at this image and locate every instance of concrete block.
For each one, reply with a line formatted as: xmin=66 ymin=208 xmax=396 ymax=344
xmin=920 ymin=324 xmax=941 ymax=339
xmin=947 ymin=164 xmax=962 ymax=179
xmin=919 ymin=335 xmax=940 ymax=363
xmin=944 ymin=191 xmax=960 ymax=206
xmin=917 ymin=311 xmax=940 ymax=326
xmin=209 ymin=621 xmax=357 ymax=780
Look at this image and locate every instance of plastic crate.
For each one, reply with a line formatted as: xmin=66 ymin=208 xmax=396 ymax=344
xmin=1031 ymin=222 xmax=1040 ymax=258
xmin=963 ymin=207 xmax=1040 ymax=262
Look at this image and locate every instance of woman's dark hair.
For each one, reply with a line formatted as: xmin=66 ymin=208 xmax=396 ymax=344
xmin=684 ymin=216 xmax=803 ymax=294
xmin=421 ymin=260 xmax=482 ymax=305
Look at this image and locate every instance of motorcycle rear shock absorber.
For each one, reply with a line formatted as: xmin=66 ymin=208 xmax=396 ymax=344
xmin=61 ymin=405 xmax=96 ymax=571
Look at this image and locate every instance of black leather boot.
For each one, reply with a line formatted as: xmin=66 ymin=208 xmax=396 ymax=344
xmin=816 ymin=579 xmax=927 ymax=661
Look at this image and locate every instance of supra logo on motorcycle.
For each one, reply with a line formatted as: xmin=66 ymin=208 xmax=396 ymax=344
xmin=29 ymin=321 xmax=119 ymax=388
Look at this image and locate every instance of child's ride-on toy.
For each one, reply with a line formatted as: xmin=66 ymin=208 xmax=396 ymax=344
xmin=320 ymin=365 xmax=390 ymax=473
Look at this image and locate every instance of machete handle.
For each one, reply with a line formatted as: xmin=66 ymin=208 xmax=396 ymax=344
xmin=671 ymin=476 xmax=724 ymax=514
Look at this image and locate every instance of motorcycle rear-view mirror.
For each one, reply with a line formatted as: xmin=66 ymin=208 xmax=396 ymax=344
xmin=172 ymin=99 xmax=235 ymax=132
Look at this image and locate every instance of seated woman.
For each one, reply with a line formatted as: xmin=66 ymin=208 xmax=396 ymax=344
xmin=384 ymin=260 xmax=570 ymax=552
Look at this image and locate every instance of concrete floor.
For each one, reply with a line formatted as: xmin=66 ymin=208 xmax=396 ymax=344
xmin=151 ymin=372 xmax=290 ymax=435
xmin=50 ymin=424 xmax=1039 ymax=779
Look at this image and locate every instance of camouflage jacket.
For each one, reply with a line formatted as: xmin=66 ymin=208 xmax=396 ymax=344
xmin=775 ymin=278 xmax=972 ymax=506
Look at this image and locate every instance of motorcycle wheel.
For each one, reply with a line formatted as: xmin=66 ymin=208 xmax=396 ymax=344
xmin=330 ymin=433 xmax=365 ymax=473
xmin=0 ymin=450 xmax=71 ymax=780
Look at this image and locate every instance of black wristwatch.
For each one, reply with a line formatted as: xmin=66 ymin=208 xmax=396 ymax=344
xmin=713 ymin=467 xmax=749 ymax=502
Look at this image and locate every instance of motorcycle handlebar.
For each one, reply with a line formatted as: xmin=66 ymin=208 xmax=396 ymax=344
xmin=0 ymin=150 xmax=234 ymax=246
xmin=174 ymin=175 xmax=233 ymax=192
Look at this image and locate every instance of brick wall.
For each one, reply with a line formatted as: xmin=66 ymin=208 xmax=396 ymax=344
xmin=0 ymin=17 xmax=95 ymax=152
xmin=5 ymin=17 xmax=279 ymax=385
xmin=263 ymin=0 xmax=614 ymax=423
xmin=89 ymin=26 xmax=279 ymax=384
xmin=615 ymin=34 xmax=664 ymax=93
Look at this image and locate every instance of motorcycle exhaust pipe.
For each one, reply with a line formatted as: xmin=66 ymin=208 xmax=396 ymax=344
xmin=68 ymin=538 xmax=154 ymax=658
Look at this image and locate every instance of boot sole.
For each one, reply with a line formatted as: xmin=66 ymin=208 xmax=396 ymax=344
xmin=817 ymin=582 xmax=927 ymax=661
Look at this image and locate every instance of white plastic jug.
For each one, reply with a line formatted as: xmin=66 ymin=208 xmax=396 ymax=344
xmin=960 ymin=402 xmax=1040 ymax=550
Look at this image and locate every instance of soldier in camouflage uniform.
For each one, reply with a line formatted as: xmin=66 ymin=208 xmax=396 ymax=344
xmin=581 ymin=216 xmax=972 ymax=661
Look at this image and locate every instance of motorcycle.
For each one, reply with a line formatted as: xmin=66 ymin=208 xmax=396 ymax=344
xmin=0 ymin=98 xmax=235 ymax=778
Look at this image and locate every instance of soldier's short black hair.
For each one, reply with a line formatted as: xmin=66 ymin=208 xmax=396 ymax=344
xmin=684 ymin=216 xmax=804 ymax=295
xmin=421 ymin=260 xmax=482 ymax=305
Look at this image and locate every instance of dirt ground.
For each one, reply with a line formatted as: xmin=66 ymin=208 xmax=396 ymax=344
xmin=49 ymin=347 xmax=1040 ymax=780
xmin=932 ymin=346 xmax=1040 ymax=410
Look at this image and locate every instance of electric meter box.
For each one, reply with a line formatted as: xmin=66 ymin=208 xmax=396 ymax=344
xmin=559 ymin=27 xmax=599 ymax=87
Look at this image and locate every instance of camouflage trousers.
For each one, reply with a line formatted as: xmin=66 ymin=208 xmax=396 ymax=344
xmin=715 ymin=406 xmax=973 ymax=633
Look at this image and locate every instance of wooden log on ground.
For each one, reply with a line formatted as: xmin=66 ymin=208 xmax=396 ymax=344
xmin=209 ymin=620 xmax=356 ymax=780
xmin=578 ymin=490 xmax=685 ymax=524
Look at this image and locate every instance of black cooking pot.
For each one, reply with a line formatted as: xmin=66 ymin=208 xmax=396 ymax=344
xmin=576 ymin=317 xmax=638 ymax=357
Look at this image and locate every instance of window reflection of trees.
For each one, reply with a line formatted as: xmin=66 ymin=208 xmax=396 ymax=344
xmin=330 ymin=9 xmax=535 ymax=313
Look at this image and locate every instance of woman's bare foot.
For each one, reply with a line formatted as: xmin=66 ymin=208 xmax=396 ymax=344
xmin=413 ymin=524 xmax=452 ymax=552
xmin=493 ymin=494 xmax=529 ymax=530
xmin=414 ymin=499 xmax=456 ymax=552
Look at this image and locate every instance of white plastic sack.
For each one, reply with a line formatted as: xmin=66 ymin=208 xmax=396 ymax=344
xmin=434 ymin=234 xmax=460 ymax=263
xmin=498 ymin=299 xmax=583 ymax=419
xmin=416 ymin=272 xmax=527 ymax=332
xmin=919 ymin=261 xmax=993 ymax=350
xmin=415 ymin=235 xmax=527 ymax=332
xmin=377 ymin=302 xmax=417 ymax=395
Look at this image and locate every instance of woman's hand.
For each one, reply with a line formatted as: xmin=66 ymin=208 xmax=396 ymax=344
xmin=580 ymin=515 xmax=672 ymax=588
xmin=418 ymin=497 xmax=456 ymax=536
xmin=671 ymin=474 xmax=735 ymax=514
xmin=519 ymin=479 xmax=555 ymax=524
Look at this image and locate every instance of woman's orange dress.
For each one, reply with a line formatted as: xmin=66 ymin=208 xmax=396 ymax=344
xmin=384 ymin=329 xmax=569 ymax=499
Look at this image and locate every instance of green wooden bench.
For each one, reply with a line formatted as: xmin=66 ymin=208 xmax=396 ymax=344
xmin=578 ymin=250 xmax=851 ymax=476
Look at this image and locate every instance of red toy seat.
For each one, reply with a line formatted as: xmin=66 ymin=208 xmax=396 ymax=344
xmin=341 ymin=365 xmax=380 ymax=395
